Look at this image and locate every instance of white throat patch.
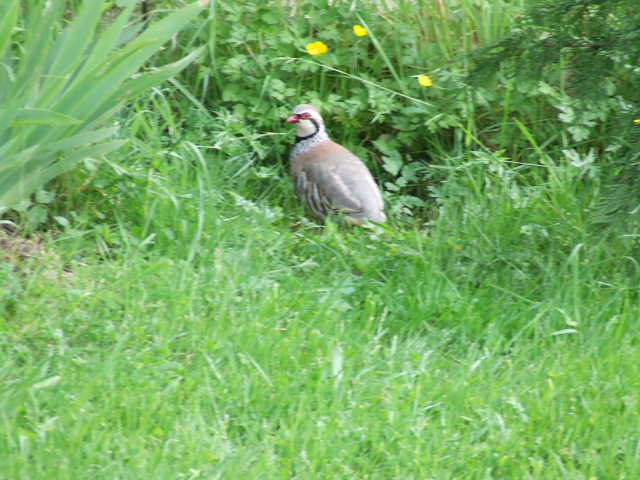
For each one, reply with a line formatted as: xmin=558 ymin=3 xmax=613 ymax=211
xmin=291 ymin=128 xmax=329 ymax=158
xmin=295 ymin=118 xmax=319 ymax=138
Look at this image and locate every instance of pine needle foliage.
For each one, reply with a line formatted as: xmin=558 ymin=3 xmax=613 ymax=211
xmin=469 ymin=0 xmax=640 ymax=225
xmin=470 ymin=0 xmax=640 ymax=101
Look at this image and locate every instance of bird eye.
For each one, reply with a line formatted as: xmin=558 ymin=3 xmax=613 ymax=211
xmin=299 ymin=112 xmax=311 ymax=119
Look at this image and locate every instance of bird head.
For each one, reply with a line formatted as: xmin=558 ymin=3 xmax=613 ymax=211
xmin=287 ymin=104 xmax=324 ymax=138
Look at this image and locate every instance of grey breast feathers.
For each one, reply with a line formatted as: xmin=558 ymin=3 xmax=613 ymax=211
xmin=291 ymin=141 xmax=386 ymax=224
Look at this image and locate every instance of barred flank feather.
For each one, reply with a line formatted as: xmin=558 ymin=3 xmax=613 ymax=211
xmin=296 ymin=171 xmax=361 ymax=220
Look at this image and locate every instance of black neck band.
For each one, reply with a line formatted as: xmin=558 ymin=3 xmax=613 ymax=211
xmin=295 ymin=118 xmax=320 ymax=143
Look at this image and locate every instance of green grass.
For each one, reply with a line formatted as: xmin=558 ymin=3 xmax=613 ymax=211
xmin=1 ymin=131 xmax=639 ymax=477
xmin=2 ymin=0 xmax=639 ymax=478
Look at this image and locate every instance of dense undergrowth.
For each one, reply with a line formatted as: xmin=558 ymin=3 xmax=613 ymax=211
xmin=1 ymin=0 xmax=639 ymax=478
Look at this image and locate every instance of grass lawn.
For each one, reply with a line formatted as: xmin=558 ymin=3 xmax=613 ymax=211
xmin=2 ymin=0 xmax=639 ymax=478
xmin=2 ymin=142 xmax=638 ymax=478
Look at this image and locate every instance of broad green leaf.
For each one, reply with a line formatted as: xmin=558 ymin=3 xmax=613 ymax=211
xmin=43 ymin=140 xmax=128 ymax=181
xmin=47 ymin=0 xmax=103 ymax=78
xmin=0 ymin=141 xmax=125 ymax=209
xmin=8 ymin=108 xmax=82 ymax=126
xmin=120 ymin=46 xmax=206 ymax=100
xmin=44 ymin=127 xmax=119 ymax=153
xmin=26 ymin=204 xmax=47 ymax=228
xmin=382 ymin=152 xmax=404 ymax=176
xmin=0 ymin=0 xmax=19 ymax=60
xmin=1 ymin=1 xmax=209 ymax=209
xmin=0 ymin=103 xmax=20 ymax=136
xmin=0 ymin=137 xmax=18 ymax=161
xmin=0 ymin=149 xmax=41 ymax=208
xmin=60 ymin=3 xmax=206 ymax=121
xmin=12 ymin=2 xmax=65 ymax=100
xmin=35 ymin=189 xmax=55 ymax=204
xmin=0 ymin=145 xmax=38 ymax=176
xmin=53 ymin=215 xmax=70 ymax=228
xmin=75 ymin=4 xmax=136 ymax=79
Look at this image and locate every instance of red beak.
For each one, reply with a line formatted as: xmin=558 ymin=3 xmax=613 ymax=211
xmin=286 ymin=114 xmax=299 ymax=123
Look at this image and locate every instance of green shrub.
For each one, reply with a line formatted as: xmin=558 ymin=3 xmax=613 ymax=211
xmin=0 ymin=0 xmax=207 ymax=226
xmin=136 ymin=0 xmax=525 ymax=219
xmin=469 ymin=0 xmax=640 ymax=224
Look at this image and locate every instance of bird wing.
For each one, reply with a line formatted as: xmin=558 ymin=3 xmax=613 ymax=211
xmin=294 ymin=169 xmax=335 ymax=219
xmin=293 ymin=140 xmax=384 ymax=221
xmin=302 ymin=162 xmax=364 ymax=214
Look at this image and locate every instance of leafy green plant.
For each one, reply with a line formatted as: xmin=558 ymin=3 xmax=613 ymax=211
xmin=0 ymin=0 xmax=208 ymax=214
xmin=2 ymin=3 xmax=640 ymax=478
xmin=468 ymin=0 xmax=640 ymax=225
xmin=131 ymin=0 xmax=525 ymax=218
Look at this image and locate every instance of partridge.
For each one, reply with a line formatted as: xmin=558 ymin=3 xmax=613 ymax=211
xmin=286 ymin=104 xmax=386 ymax=225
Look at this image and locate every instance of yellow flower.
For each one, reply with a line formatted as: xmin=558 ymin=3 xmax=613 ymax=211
xmin=353 ymin=24 xmax=368 ymax=37
xmin=418 ymin=75 xmax=433 ymax=87
xmin=306 ymin=41 xmax=329 ymax=56
xmin=634 ymin=119 xmax=640 ymax=124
